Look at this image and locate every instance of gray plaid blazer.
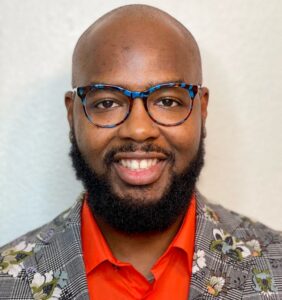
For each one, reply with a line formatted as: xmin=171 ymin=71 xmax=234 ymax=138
xmin=1 ymin=192 xmax=282 ymax=299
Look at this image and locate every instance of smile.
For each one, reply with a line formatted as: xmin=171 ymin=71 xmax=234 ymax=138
xmin=119 ymin=159 xmax=159 ymax=171
xmin=113 ymin=152 xmax=168 ymax=186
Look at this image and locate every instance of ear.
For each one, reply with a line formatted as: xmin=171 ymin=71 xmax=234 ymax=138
xmin=65 ymin=91 xmax=75 ymax=128
xmin=200 ymin=87 xmax=209 ymax=126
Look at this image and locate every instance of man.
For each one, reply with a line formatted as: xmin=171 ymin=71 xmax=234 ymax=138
xmin=0 ymin=4 xmax=281 ymax=299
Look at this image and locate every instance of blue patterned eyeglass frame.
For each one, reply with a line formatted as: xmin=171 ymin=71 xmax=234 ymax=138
xmin=73 ymin=82 xmax=202 ymax=128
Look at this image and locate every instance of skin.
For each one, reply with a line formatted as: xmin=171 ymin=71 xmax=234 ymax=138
xmin=65 ymin=5 xmax=209 ymax=277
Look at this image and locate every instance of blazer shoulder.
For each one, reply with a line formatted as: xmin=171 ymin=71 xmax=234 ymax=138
xmin=214 ymin=201 xmax=281 ymax=241
xmin=0 ymin=205 xmax=70 ymax=253
xmin=197 ymin=191 xmax=281 ymax=234
xmin=0 ymin=226 xmax=43 ymax=299
xmin=0 ymin=196 xmax=84 ymax=299
xmin=192 ymin=192 xmax=282 ymax=298
xmin=196 ymin=191 xmax=282 ymax=259
xmin=0 ymin=197 xmax=82 ymax=275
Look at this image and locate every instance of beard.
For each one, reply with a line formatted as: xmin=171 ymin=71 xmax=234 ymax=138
xmin=69 ymin=128 xmax=205 ymax=234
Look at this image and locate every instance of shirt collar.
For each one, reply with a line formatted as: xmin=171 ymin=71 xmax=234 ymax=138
xmin=169 ymin=194 xmax=196 ymax=268
xmin=81 ymin=196 xmax=116 ymax=274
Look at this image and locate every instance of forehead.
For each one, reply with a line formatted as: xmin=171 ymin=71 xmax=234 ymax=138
xmin=73 ymin=17 xmax=200 ymax=90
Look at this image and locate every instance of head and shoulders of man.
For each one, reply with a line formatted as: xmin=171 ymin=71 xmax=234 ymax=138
xmin=1 ymin=3 xmax=282 ymax=289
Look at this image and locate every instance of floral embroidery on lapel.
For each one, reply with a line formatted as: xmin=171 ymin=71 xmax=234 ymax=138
xmin=207 ymin=276 xmax=225 ymax=296
xmin=210 ymin=229 xmax=251 ymax=261
xmin=192 ymin=250 xmax=207 ymax=274
xmin=30 ymin=270 xmax=68 ymax=300
xmin=203 ymin=205 xmax=220 ymax=223
xmin=0 ymin=241 xmax=35 ymax=277
xmin=252 ymin=269 xmax=277 ymax=295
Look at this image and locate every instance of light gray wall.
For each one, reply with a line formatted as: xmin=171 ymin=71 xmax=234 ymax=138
xmin=0 ymin=0 xmax=281 ymax=245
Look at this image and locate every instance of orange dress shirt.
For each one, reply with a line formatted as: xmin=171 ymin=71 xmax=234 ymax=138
xmin=81 ymin=195 xmax=196 ymax=300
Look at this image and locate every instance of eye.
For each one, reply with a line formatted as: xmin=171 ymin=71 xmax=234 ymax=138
xmin=155 ymin=97 xmax=182 ymax=108
xmin=95 ymin=99 xmax=120 ymax=109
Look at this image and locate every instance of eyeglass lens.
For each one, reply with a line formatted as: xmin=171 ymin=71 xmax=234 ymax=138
xmin=84 ymin=86 xmax=193 ymax=126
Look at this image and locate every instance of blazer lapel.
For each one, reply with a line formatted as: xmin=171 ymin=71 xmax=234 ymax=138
xmin=23 ymin=195 xmax=90 ymax=300
xmin=189 ymin=192 xmax=255 ymax=299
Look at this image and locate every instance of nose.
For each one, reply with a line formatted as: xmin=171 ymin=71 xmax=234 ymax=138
xmin=117 ymin=98 xmax=160 ymax=142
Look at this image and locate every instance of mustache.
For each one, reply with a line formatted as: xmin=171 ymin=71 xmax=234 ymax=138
xmin=104 ymin=143 xmax=175 ymax=165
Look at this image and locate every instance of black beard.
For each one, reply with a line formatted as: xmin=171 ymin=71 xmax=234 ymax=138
xmin=69 ymin=129 xmax=205 ymax=234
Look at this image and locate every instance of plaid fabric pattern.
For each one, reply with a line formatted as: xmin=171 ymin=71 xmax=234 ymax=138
xmin=1 ymin=191 xmax=282 ymax=299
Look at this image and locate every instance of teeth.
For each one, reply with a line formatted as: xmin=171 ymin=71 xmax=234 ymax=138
xmin=132 ymin=160 xmax=139 ymax=170
xmin=120 ymin=159 xmax=158 ymax=170
xmin=120 ymin=160 xmax=127 ymax=168
xmin=139 ymin=160 xmax=147 ymax=169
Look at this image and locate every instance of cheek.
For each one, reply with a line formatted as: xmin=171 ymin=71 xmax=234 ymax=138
xmin=73 ymin=102 xmax=116 ymax=173
xmin=162 ymin=103 xmax=202 ymax=172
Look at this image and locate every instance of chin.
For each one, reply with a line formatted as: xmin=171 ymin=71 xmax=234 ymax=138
xmin=112 ymin=186 xmax=166 ymax=204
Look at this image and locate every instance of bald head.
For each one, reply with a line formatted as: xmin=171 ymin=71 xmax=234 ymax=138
xmin=72 ymin=4 xmax=202 ymax=88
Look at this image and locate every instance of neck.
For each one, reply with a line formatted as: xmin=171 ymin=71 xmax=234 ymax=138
xmin=95 ymin=213 xmax=185 ymax=278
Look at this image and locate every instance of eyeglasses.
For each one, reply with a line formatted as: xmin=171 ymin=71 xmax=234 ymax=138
xmin=73 ymin=82 xmax=201 ymax=128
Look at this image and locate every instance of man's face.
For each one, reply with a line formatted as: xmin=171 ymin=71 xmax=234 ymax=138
xmin=65 ymin=17 xmax=209 ymax=232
